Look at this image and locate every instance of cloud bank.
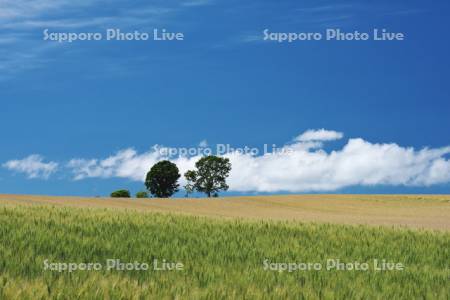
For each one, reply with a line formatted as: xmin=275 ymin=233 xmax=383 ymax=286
xmin=59 ymin=129 xmax=450 ymax=192
xmin=226 ymin=137 xmax=450 ymax=192
xmin=3 ymin=129 xmax=450 ymax=191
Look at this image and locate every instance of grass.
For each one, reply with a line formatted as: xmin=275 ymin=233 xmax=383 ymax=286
xmin=0 ymin=203 xmax=449 ymax=299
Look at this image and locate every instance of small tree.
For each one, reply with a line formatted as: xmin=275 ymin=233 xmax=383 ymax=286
xmin=111 ymin=190 xmax=131 ymax=198
xmin=145 ymin=161 xmax=180 ymax=198
xmin=185 ymin=156 xmax=231 ymax=198
xmin=184 ymin=170 xmax=197 ymax=197
xmin=136 ymin=191 xmax=149 ymax=198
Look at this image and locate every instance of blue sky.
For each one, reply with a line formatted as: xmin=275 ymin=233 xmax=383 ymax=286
xmin=0 ymin=0 xmax=449 ymax=196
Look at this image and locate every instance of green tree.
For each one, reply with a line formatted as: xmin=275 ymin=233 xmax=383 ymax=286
xmin=110 ymin=190 xmax=131 ymax=198
xmin=185 ymin=156 xmax=232 ymax=198
xmin=145 ymin=161 xmax=180 ymax=198
xmin=135 ymin=191 xmax=149 ymax=198
xmin=184 ymin=170 xmax=197 ymax=197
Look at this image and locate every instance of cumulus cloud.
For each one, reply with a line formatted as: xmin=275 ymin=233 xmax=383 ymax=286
xmin=68 ymin=148 xmax=160 ymax=181
xmin=225 ymin=139 xmax=450 ymax=192
xmin=295 ymin=129 xmax=344 ymax=142
xmin=61 ymin=129 xmax=450 ymax=192
xmin=67 ymin=146 xmax=198 ymax=182
xmin=3 ymin=155 xmax=58 ymax=179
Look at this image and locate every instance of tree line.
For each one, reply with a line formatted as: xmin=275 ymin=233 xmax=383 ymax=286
xmin=111 ymin=155 xmax=232 ymax=198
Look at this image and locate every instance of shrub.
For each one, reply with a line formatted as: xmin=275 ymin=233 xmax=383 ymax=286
xmin=136 ymin=191 xmax=149 ymax=198
xmin=110 ymin=190 xmax=131 ymax=198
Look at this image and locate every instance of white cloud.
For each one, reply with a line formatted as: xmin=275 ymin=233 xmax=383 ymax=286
xmin=0 ymin=0 xmax=77 ymax=20
xmin=296 ymin=5 xmax=354 ymax=13
xmin=198 ymin=140 xmax=208 ymax=147
xmin=68 ymin=148 xmax=158 ymax=181
xmin=3 ymin=155 xmax=58 ymax=179
xmin=226 ymin=139 xmax=450 ymax=192
xmin=182 ymin=0 xmax=213 ymax=7
xmin=0 ymin=0 xmax=213 ymax=79
xmin=5 ymin=130 xmax=449 ymax=191
xmin=295 ymin=129 xmax=344 ymax=142
xmin=67 ymin=147 xmax=198 ymax=181
xmin=0 ymin=0 xmax=211 ymax=28
xmin=61 ymin=129 xmax=450 ymax=192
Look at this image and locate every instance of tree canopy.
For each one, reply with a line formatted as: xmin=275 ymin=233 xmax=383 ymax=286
xmin=184 ymin=156 xmax=231 ymax=198
xmin=145 ymin=161 xmax=181 ymax=198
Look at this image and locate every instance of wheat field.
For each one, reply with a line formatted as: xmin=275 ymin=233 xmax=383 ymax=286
xmin=0 ymin=203 xmax=449 ymax=299
xmin=1 ymin=194 xmax=449 ymax=230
